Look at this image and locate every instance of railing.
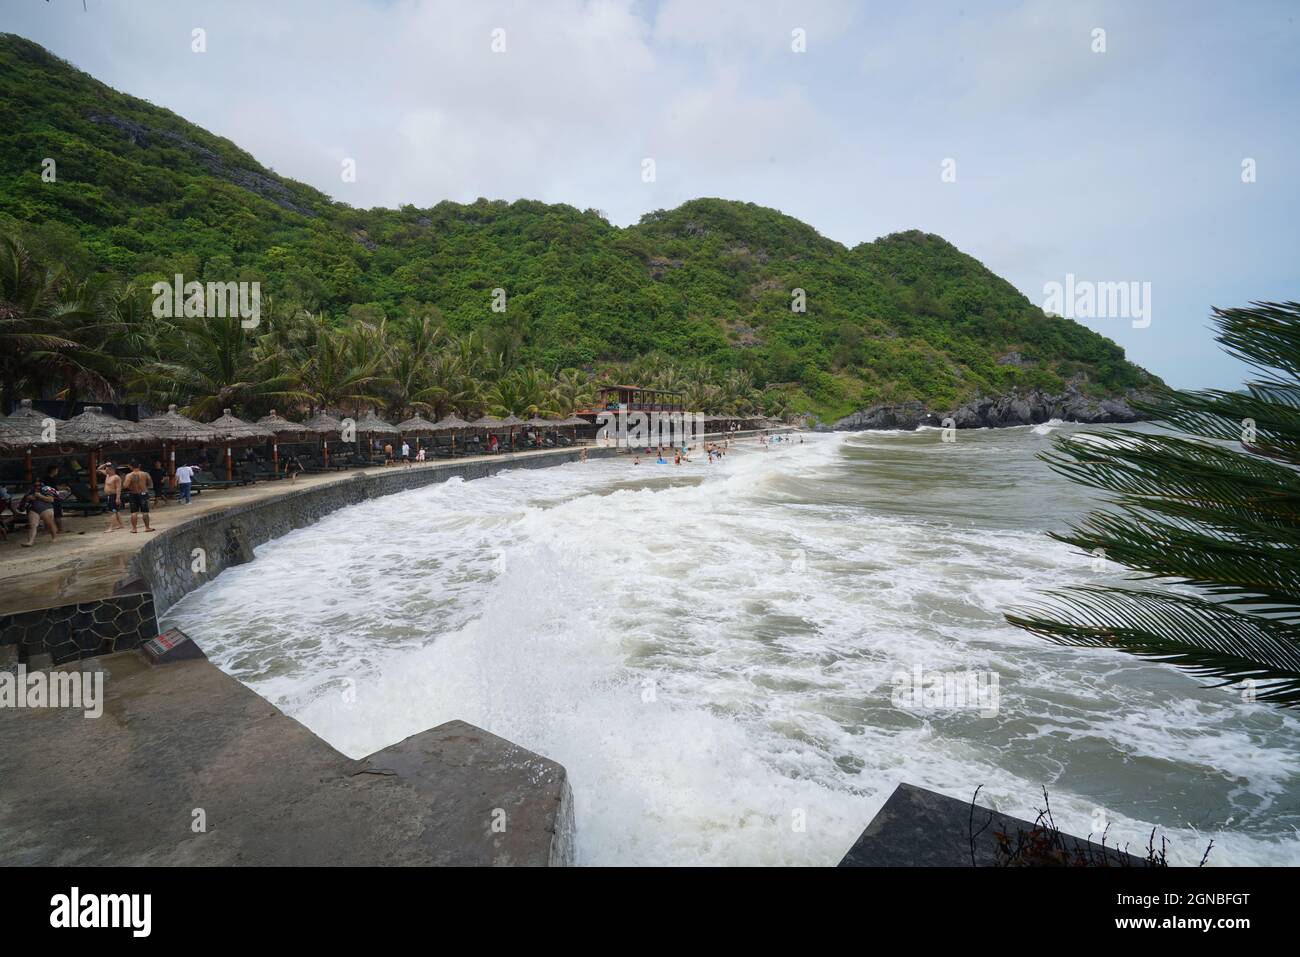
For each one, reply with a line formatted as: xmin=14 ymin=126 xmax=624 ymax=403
xmin=576 ymin=403 xmax=687 ymax=415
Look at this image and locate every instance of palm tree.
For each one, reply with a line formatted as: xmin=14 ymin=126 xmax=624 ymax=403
xmin=684 ymin=379 xmax=721 ymax=413
xmin=296 ymin=318 xmax=390 ymax=413
xmin=762 ymin=389 xmax=791 ymax=419
xmin=53 ymin=278 xmax=153 ymax=411
xmin=550 ymin=367 xmax=596 ymax=416
xmin=719 ymin=369 xmax=760 ymax=414
xmin=486 ymin=367 xmax=552 ymax=417
xmin=1007 ymin=301 xmax=1300 ymax=707
xmin=0 ymin=235 xmax=97 ymax=411
xmin=417 ymin=349 xmax=481 ymax=418
xmin=139 ymin=313 xmax=306 ymax=419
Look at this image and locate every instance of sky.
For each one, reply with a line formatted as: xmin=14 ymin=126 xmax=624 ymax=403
xmin=6 ymin=0 xmax=1298 ymax=391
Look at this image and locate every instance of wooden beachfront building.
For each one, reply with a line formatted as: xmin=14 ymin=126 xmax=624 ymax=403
xmin=574 ymin=385 xmax=686 ymax=417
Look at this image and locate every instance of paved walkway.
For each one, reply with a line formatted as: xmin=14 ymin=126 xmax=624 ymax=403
xmin=0 ymin=645 xmax=572 ymax=865
xmin=0 ymin=446 xmax=593 ymax=615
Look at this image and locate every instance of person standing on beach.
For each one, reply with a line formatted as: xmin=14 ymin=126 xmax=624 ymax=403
xmin=43 ymin=465 xmax=66 ymax=532
xmin=148 ymin=458 xmax=169 ymax=505
xmin=19 ymin=480 xmax=60 ymax=546
xmin=401 ymin=440 xmax=411 ymax=466
xmin=174 ymin=462 xmax=198 ymax=504
xmin=100 ymin=463 xmax=125 ymax=531
xmin=122 ymin=462 xmax=155 ymax=533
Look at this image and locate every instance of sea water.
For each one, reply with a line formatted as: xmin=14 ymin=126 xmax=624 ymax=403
xmin=165 ymin=425 xmax=1300 ymax=865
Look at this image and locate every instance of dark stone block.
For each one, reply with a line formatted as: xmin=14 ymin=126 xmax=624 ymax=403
xmin=74 ymin=626 xmax=104 ymax=653
xmin=48 ymin=639 xmax=82 ymax=665
xmin=839 ymin=783 xmax=1143 ymax=867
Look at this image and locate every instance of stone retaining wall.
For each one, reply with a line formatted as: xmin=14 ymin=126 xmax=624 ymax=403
xmin=0 ymin=587 xmax=158 ymax=666
xmin=132 ymin=445 xmax=627 ymax=615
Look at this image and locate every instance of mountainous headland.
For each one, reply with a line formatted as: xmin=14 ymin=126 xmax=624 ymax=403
xmin=0 ymin=34 xmax=1158 ymax=425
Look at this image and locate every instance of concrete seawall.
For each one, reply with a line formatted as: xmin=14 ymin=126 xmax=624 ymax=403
xmin=131 ymin=444 xmax=625 ymax=615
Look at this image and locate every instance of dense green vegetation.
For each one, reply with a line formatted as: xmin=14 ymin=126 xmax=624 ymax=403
xmin=0 ymin=34 xmax=1154 ymax=421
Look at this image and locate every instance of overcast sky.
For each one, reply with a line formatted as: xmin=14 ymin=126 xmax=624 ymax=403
xmin=9 ymin=0 xmax=1298 ymax=390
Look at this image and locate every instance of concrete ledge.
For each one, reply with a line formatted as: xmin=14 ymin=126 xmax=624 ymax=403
xmin=0 ymin=641 xmax=572 ymax=865
xmin=839 ymin=783 xmax=1142 ymax=867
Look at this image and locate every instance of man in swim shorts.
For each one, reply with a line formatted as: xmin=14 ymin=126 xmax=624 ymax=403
xmin=122 ymin=461 xmax=155 ymax=533
xmin=100 ymin=463 xmax=125 ymax=531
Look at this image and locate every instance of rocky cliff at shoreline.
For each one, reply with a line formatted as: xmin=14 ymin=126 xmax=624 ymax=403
xmin=816 ymin=386 xmax=1151 ymax=431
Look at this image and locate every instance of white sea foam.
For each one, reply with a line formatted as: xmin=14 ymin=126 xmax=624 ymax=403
xmin=167 ymin=429 xmax=1300 ymax=866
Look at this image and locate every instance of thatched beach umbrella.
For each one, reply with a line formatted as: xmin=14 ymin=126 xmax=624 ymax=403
xmin=498 ymin=413 xmax=524 ymax=448
xmin=521 ymin=415 xmax=552 ymax=449
xmin=58 ymin=406 xmax=156 ymax=503
xmin=357 ymin=409 xmax=398 ymax=434
xmin=142 ymin=404 xmax=220 ymax=443
xmin=469 ymin=414 xmax=505 ymax=453
xmin=0 ymin=398 xmax=57 ymax=433
xmin=300 ymin=410 xmax=344 ymax=465
xmin=208 ymin=409 xmax=274 ymax=480
xmin=426 ymin=412 xmax=469 ymax=454
xmin=59 ymin=405 xmax=155 ymax=447
xmin=301 ymin=410 xmax=344 ymax=433
xmin=396 ymin=413 xmax=436 ymax=433
xmin=141 ymin=404 xmax=222 ymax=485
xmin=0 ymin=400 xmax=64 ymax=482
xmin=256 ymin=410 xmax=310 ymax=473
xmin=430 ymin=412 xmax=470 ymax=431
xmin=356 ymin=409 xmax=398 ymax=461
xmin=397 ymin=412 xmax=437 ymax=448
xmin=556 ymin=415 xmax=589 ymax=444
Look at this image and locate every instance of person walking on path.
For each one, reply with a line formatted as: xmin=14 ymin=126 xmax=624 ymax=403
xmin=19 ymin=480 xmax=59 ymax=547
xmin=122 ymin=462 xmax=156 ymax=533
xmin=100 ymin=463 xmax=125 ymax=531
xmin=174 ymin=463 xmax=199 ymax=504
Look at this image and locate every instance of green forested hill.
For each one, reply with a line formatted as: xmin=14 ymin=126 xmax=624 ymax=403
xmin=0 ymin=33 xmax=1154 ymax=420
